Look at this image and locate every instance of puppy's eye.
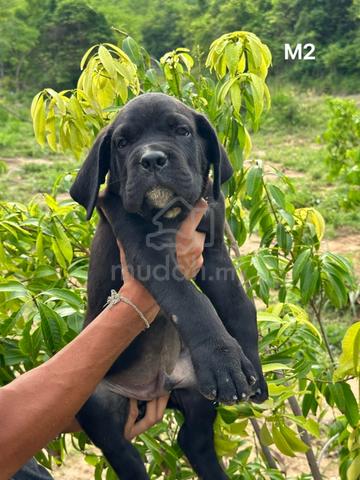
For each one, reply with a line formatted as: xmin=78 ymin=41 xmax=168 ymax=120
xmin=117 ymin=137 xmax=128 ymax=148
xmin=175 ymin=126 xmax=191 ymax=136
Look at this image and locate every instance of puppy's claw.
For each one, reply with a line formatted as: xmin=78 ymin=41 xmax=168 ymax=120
xmin=249 ymin=375 xmax=257 ymax=385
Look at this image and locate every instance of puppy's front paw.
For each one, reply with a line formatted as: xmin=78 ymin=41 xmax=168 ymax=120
xmin=193 ymin=339 xmax=258 ymax=405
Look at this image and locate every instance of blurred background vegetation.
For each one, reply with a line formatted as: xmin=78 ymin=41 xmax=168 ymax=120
xmin=1 ymin=0 xmax=360 ymax=95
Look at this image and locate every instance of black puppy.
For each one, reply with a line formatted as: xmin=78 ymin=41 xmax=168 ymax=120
xmin=70 ymin=93 xmax=268 ymax=480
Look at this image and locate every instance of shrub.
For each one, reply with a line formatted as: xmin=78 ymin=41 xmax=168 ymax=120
xmin=321 ymin=98 xmax=360 ymax=207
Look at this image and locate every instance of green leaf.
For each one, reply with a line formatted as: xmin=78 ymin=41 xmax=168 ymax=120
xmin=227 ymin=419 xmax=248 ymax=435
xmin=302 ymin=382 xmax=316 ymax=417
xmin=279 ymin=423 xmax=309 ymax=453
xmin=276 ymin=223 xmax=292 ymax=254
xmin=335 ymin=321 xmax=360 ymax=379
xmin=292 ymin=249 xmax=312 ymax=284
xmin=3 ymin=340 xmax=29 ymax=366
xmin=41 ymin=288 xmax=83 ymax=310
xmin=36 ymin=230 xmax=44 ymax=261
xmin=259 ymin=422 xmax=273 ymax=446
xmin=0 ymin=280 xmax=29 ymax=299
xmin=51 ymin=220 xmax=73 ymax=266
xmin=31 ymin=92 xmax=46 ymax=146
xmin=268 ymin=184 xmax=286 ymax=210
xmin=19 ymin=322 xmax=42 ymax=361
xmin=98 ymin=45 xmax=116 ymax=77
xmin=224 ymin=42 xmax=242 ymax=76
xmin=85 ymin=454 xmax=99 ymax=466
xmin=341 ymin=382 xmax=359 ymax=427
xmin=331 ymin=382 xmax=346 ymax=414
xmin=230 ymin=82 xmax=241 ymax=113
xmin=178 ymin=52 xmax=194 ymax=72
xmin=37 ymin=301 xmax=67 ymax=355
xmin=248 ymin=73 xmax=264 ymax=125
xmin=295 ymin=208 xmax=325 ymax=241
xmin=278 ymin=208 xmax=295 ymax=228
xmin=249 ymin=201 xmax=267 ymax=232
xmin=262 ymin=362 xmax=291 ymax=373
xmin=347 ymin=454 xmax=360 ymax=480
xmin=246 ymin=165 xmax=263 ymax=200
xmin=300 ymin=260 xmax=319 ymax=303
xmin=272 ymin=425 xmax=295 ymax=457
xmin=251 ymin=254 xmax=272 ymax=285
xmin=122 ymin=36 xmax=142 ymax=65
xmin=80 ymin=44 xmax=99 ymax=70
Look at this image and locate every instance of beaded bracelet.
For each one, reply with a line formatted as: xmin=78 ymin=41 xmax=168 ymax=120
xmin=104 ymin=289 xmax=150 ymax=329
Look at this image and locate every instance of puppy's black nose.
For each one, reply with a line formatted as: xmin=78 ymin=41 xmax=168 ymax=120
xmin=140 ymin=151 xmax=168 ymax=171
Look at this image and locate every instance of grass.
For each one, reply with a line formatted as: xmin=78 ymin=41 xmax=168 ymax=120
xmin=0 ymin=100 xmax=46 ymax=158
xmin=0 ymin=158 xmax=77 ymax=203
xmin=0 ymin=99 xmax=77 ymax=202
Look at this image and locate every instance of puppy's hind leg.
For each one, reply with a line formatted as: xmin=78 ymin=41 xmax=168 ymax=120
xmin=76 ymin=382 xmax=149 ymax=480
xmin=169 ymin=389 xmax=229 ymax=480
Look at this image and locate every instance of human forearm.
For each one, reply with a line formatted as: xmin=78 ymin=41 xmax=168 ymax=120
xmin=0 ymin=285 xmax=159 ymax=478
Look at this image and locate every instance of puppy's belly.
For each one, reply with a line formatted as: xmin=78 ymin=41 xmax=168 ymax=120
xmin=104 ymin=314 xmax=196 ymax=401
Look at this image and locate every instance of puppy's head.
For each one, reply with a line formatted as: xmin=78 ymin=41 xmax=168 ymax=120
xmin=70 ymin=93 xmax=233 ymax=220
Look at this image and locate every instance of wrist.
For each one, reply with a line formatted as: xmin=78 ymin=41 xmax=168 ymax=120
xmin=119 ymin=283 xmax=159 ymax=318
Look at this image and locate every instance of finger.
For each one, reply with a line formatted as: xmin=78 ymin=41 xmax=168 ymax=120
xmin=124 ymin=399 xmax=139 ymax=440
xmin=177 ymin=230 xmax=206 ymax=258
xmin=179 ymin=198 xmax=208 ymax=238
xmin=118 ymin=242 xmax=126 ymax=265
xmin=183 ymin=254 xmax=204 ymax=279
xmin=129 ymin=399 xmax=158 ymax=438
xmin=155 ymin=394 xmax=170 ymax=422
xmin=192 ymin=255 xmax=204 ymax=276
xmin=193 ymin=232 xmax=206 ymax=256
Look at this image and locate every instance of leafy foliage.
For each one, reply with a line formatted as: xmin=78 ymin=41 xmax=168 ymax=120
xmin=1 ymin=31 xmax=359 ymax=479
xmin=321 ymin=98 xmax=360 ymax=207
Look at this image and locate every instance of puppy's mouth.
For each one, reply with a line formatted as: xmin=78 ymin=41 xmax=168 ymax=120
xmin=145 ymin=187 xmax=182 ymax=219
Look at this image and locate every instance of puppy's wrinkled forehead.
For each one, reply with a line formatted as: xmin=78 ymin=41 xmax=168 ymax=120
xmin=112 ymin=93 xmax=194 ymax=132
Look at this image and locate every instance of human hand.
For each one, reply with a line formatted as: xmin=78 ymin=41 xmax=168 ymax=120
xmin=176 ymin=198 xmax=207 ymax=279
xmin=118 ymin=198 xmax=207 ymax=284
xmin=124 ymin=395 xmax=170 ymax=440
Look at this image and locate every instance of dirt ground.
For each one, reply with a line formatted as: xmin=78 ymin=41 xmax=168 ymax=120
xmin=51 ymin=431 xmax=340 ymax=480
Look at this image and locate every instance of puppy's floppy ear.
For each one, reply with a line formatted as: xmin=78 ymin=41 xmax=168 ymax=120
xmin=70 ymin=127 xmax=112 ymax=220
xmin=195 ymin=113 xmax=233 ymax=200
